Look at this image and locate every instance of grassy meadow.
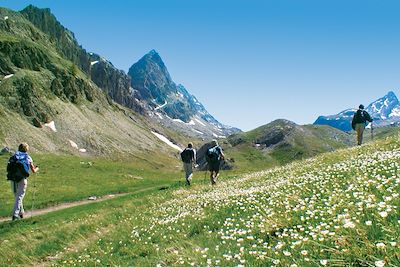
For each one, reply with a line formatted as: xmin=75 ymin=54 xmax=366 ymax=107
xmin=0 ymin=135 xmax=399 ymax=266
xmin=0 ymin=152 xmax=187 ymax=218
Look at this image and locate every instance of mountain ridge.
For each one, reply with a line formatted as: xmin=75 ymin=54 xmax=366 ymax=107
xmin=15 ymin=5 xmax=239 ymax=138
xmin=0 ymin=5 xmax=192 ymax=159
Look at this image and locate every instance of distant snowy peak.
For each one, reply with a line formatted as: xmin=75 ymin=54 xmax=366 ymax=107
xmin=314 ymin=91 xmax=400 ymax=131
xmin=367 ymin=91 xmax=399 ymax=120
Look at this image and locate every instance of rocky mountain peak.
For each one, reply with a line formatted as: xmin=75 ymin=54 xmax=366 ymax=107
xmin=127 ymin=51 xmax=240 ymax=136
xmin=137 ymin=49 xmax=168 ymax=73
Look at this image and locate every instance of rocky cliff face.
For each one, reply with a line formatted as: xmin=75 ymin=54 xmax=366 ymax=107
xmin=20 ymin=5 xmax=91 ymax=74
xmin=314 ymin=91 xmax=400 ymax=131
xmin=128 ymin=50 xmax=240 ymax=137
xmin=89 ymin=53 xmax=145 ymax=114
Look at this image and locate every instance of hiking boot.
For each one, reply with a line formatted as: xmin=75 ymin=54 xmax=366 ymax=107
xmin=12 ymin=216 xmax=19 ymax=221
xmin=19 ymin=213 xmax=24 ymax=219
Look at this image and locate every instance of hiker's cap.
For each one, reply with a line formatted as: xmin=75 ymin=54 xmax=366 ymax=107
xmin=211 ymin=140 xmax=218 ymax=146
xmin=359 ymin=104 xmax=364 ymax=109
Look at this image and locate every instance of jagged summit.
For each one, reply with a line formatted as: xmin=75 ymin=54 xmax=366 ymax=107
xmin=128 ymin=51 xmax=240 ymax=136
xmin=140 ymin=49 xmax=167 ymax=69
xmin=147 ymin=49 xmax=159 ymax=56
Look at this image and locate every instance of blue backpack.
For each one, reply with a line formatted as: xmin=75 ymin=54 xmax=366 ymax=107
xmin=7 ymin=152 xmax=30 ymax=182
xmin=206 ymin=146 xmax=220 ymax=163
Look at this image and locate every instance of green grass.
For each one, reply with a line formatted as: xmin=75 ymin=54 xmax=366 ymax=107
xmin=0 ymin=153 xmax=183 ymax=218
xmin=1 ymin=135 xmax=399 ymax=266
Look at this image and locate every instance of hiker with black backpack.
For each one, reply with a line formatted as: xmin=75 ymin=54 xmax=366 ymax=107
xmin=180 ymin=143 xmax=197 ymax=186
xmin=205 ymin=140 xmax=225 ymax=185
xmin=7 ymin=143 xmax=39 ymax=221
xmin=352 ymin=104 xmax=373 ymax=145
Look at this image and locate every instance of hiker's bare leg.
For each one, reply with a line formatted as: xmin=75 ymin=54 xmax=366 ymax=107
xmin=210 ymin=171 xmax=216 ymax=185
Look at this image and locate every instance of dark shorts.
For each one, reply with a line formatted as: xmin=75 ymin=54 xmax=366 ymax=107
xmin=208 ymin=161 xmax=220 ymax=172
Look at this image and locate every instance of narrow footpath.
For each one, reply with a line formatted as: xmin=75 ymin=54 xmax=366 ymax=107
xmin=0 ymin=184 xmax=170 ymax=223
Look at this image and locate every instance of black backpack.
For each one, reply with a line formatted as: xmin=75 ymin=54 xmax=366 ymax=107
xmin=7 ymin=154 xmax=30 ymax=182
xmin=206 ymin=146 xmax=220 ymax=163
xmin=180 ymin=148 xmax=194 ymax=163
xmin=355 ymin=110 xmax=366 ymax=123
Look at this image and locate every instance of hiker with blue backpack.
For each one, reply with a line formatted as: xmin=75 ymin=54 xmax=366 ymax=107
xmin=180 ymin=143 xmax=197 ymax=186
xmin=205 ymin=140 xmax=225 ymax=185
xmin=7 ymin=143 xmax=39 ymax=221
xmin=352 ymin=104 xmax=373 ymax=145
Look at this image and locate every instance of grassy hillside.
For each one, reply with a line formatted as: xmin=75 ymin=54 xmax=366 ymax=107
xmin=0 ymin=133 xmax=398 ymax=266
xmin=224 ymin=119 xmax=354 ymax=170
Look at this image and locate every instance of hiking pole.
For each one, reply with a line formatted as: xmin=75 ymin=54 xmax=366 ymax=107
xmin=371 ymin=121 xmax=374 ymax=141
xmin=30 ymin=172 xmax=37 ymax=218
xmin=204 ymin=162 xmax=208 ymax=183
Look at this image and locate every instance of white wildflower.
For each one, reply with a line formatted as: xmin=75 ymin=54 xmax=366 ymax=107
xmin=376 ymin=242 xmax=386 ymax=249
xmin=379 ymin=211 xmax=388 ymax=218
xmin=320 ymin=259 xmax=328 ymax=265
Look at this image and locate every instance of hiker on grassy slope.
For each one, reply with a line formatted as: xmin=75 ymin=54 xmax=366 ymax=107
xmin=180 ymin=143 xmax=197 ymax=186
xmin=352 ymin=104 xmax=373 ymax=145
xmin=7 ymin=143 xmax=39 ymax=221
xmin=206 ymin=140 xmax=225 ymax=185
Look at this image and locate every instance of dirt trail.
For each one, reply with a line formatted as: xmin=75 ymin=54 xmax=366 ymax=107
xmin=0 ymin=193 xmax=128 ymax=223
xmin=0 ymin=184 xmax=168 ymax=223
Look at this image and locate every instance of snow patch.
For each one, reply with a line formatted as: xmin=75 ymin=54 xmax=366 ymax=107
xmin=4 ymin=74 xmax=14 ymax=79
xmin=151 ymin=131 xmax=182 ymax=152
xmin=173 ymin=119 xmax=185 ymax=123
xmin=69 ymin=140 xmax=79 ymax=149
xmin=79 ymin=148 xmax=87 ymax=153
xmin=212 ymin=132 xmax=226 ymax=139
xmin=192 ymin=129 xmax=204 ymax=135
xmin=155 ymin=112 xmax=163 ymax=119
xmin=155 ymin=101 xmax=167 ymax=111
xmin=90 ymin=61 xmax=99 ymax=66
xmin=389 ymin=107 xmax=400 ymax=117
xmin=188 ymin=120 xmax=196 ymax=125
xmin=384 ymin=99 xmax=389 ymax=107
xmin=194 ymin=118 xmax=206 ymax=127
xmin=43 ymin=121 xmax=57 ymax=132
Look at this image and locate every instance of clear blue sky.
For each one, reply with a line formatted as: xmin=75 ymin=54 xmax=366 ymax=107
xmin=2 ymin=0 xmax=400 ymax=130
